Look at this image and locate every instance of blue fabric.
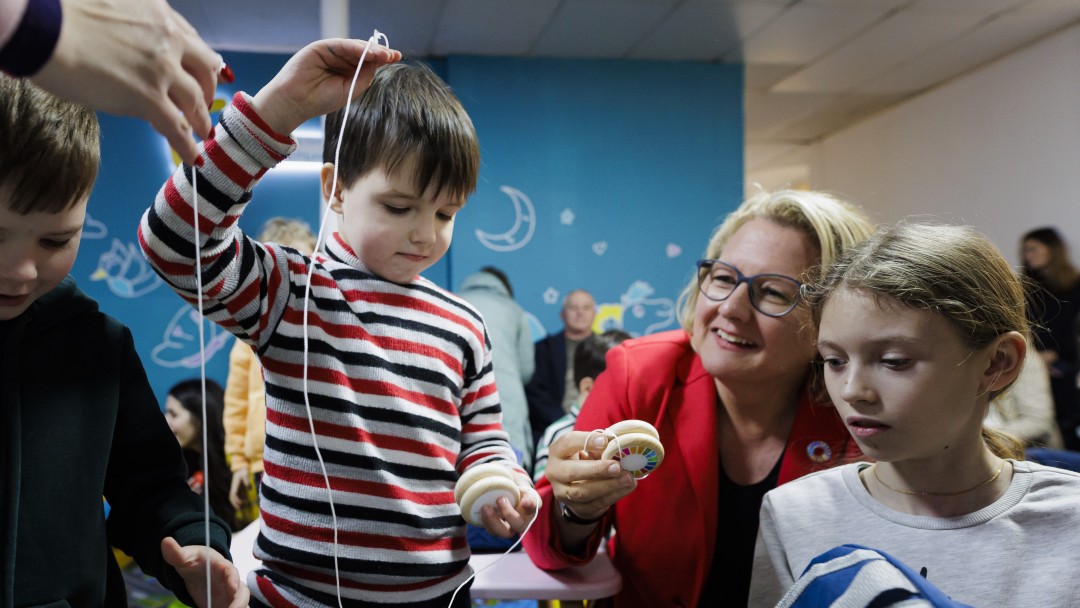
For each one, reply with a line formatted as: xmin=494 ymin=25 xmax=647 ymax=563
xmin=781 ymin=544 xmax=975 ymax=608
xmin=1026 ymin=448 xmax=1080 ymax=473
xmin=0 ymin=0 xmax=62 ymax=76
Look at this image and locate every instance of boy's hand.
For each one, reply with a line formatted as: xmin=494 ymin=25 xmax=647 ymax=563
xmin=160 ymin=537 xmax=250 ymax=608
xmin=251 ymin=38 xmax=401 ymax=135
xmin=477 ymin=481 xmax=541 ymax=539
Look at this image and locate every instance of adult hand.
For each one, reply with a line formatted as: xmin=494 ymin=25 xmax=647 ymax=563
xmin=228 ymin=468 xmax=249 ymax=510
xmin=477 ymin=481 xmax=542 ymax=539
xmin=161 ymin=537 xmax=250 ymax=608
xmin=251 ymin=37 xmax=401 ymax=136
xmin=544 ymin=431 xmax=636 ymax=522
xmin=30 ymin=0 xmax=225 ymax=165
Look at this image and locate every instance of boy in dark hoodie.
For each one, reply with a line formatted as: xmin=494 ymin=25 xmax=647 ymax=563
xmin=0 ymin=75 xmax=248 ymax=607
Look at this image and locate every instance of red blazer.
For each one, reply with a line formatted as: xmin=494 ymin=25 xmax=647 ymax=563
xmin=522 ymin=330 xmax=858 ymax=607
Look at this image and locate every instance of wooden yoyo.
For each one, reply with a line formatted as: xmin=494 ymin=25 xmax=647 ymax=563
xmin=594 ymin=420 xmax=665 ymax=479
xmin=454 ymin=462 xmax=520 ymax=527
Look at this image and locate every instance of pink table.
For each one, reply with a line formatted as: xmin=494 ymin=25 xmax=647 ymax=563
xmin=230 ymin=521 xmax=622 ymax=601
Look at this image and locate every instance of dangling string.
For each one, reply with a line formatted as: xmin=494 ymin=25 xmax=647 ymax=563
xmin=300 ymin=30 xmax=389 ymax=608
xmin=447 ymin=501 xmax=540 ymax=608
xmin=191 ymin=163 xmax=213 ymax=605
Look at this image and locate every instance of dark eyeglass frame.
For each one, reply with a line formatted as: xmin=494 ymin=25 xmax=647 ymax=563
xmin=695 ymin=258 xmax=803 ymax=318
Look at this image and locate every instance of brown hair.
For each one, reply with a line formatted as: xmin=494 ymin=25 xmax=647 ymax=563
xmin=1021 ymin=227 xmax=1080 ymax=294
xmin=322 ymin=61 xmax=480 ymax=202
xmin=806 ymin=222 xmax=1028 ymax=460
xmin=0 ymin=76 xmax=100 ymax=214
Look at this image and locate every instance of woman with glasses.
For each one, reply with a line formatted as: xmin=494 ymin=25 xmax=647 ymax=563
xmin=522 ymin=189 xmax=874 ymax=607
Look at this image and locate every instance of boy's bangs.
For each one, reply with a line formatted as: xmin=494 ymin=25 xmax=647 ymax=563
xmin=5 ymin=163 xmax=97 ymax=215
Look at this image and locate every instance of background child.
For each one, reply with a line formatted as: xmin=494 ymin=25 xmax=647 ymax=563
xmin=0 ymin=76 xmax=246 ymax=606
xmin=138 ymin=38 xmax=536 ymax=607
xmin=165 ymin=378 xmax=240 ymax=531
xmin=749 ymin=222 xmax=1080 ymax=606
xmin=532 ymin=329 xmax=633 ymax=483
xmin=223 ymin=217 xmax=318 ymax=520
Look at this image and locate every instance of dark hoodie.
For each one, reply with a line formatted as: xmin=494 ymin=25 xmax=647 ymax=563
xmin=0 ymin=277 xmax=231 ymax=607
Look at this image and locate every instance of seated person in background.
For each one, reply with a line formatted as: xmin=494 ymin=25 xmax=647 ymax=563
xmin=986 ymin=344 xmax=1064 ymax=449
xmin=165 ymin=378 xmax=240 ymax=531
xmin=526 ymin=289 xmax=596 ymax=449
xmin=533 ymin=329 xmax=632 ymax=483
xmin=992 ymin=343 xmax=1080 ymax=473
xmin=750 ymin=222 xmax=1080 ymax=607
xmin=223 ymin=216 xmax=317 ymax=521
xmin=0 ymin=75 xmax=245 ymax=606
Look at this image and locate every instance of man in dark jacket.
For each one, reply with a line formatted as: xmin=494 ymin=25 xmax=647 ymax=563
xmin=525 ymin=289 xmax=596 ymax=449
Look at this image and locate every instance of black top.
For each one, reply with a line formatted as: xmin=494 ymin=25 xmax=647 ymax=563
xmin=1 ymin=277 xmax=232 ymax=607
xmin=701 ymin=452 xmax=784 ymax=608
xmin=1026 ymin=276 xmax=1080 ymax=366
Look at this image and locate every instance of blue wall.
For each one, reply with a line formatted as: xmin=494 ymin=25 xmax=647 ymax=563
xmin=447 ymin=56 xmax=743 ymax=339
xmin=78 ymin=50 xmax=743 ymax=404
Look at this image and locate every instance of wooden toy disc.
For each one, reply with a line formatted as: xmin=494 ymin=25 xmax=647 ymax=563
xmin=601 ymin=432 xmax=665 ymax=478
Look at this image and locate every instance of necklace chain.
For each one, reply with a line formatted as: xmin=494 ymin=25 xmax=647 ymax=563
xmin=870 ymin=461 xmax=1007 ymax=497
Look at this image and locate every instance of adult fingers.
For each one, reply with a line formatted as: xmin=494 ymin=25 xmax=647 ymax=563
xmin=168 ymin=69 xmax=213 ymax=141
xmin=170 ymin=7 xmax=221 ymax=108
xmin=146 ymin=103 xmax=200 ymax=166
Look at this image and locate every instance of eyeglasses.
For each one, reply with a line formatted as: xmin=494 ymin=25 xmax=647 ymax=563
xmin=695 ymin=259 xmax=803 ymax=318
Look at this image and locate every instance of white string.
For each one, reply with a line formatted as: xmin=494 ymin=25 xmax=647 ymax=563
xmin=191 ymin=164 xmax=213 ymax=605
xmin=301 ymin=31 xmax=388 ymax=607
xmin=447 ymin=495 xmax=541 ymax=607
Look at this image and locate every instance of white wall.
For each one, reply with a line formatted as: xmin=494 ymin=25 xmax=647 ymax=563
xmin=805 ymin=23 xmax=1080 ymax=265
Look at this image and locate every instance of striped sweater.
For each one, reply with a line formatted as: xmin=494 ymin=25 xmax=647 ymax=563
xmin=138 ymin=93 xmax=525 ymax=607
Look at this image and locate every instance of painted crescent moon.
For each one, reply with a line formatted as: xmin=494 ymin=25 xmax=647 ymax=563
xmin=475 ymin=185 xmax=536 ymax=252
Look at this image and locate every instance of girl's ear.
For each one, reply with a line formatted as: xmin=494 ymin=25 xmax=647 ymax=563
xmin=320 ymin=163 xmax=343 ymax=212
xmin=983 ymin=331 xmax=1027 ymax=392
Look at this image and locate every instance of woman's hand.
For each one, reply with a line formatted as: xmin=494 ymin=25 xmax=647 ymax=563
xmin=161 ymin=537 xmax=249 ymax=608
xmin=544 ymin=431 xmax=637 ymax=523
xmin=251 ymin=37 xmax=401 ymax=135
xmin=32 ymin=0 xmax=223 ymax=165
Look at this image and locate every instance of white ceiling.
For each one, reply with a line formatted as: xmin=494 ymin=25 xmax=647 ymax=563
xmin=173 ymin=0 xmax=1080 ymax=177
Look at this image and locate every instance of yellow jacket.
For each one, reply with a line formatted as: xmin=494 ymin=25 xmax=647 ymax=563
xmin=223 ymin=338 xmax=265 ymax=474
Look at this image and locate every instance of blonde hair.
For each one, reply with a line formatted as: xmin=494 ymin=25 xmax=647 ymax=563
xmin=806 ymin=222 xmax=1028 ymax=460
xmin=677 ymin=188 xmax=874 ymax=335
xmin=258 ymin=217 xmax=317 ymax=254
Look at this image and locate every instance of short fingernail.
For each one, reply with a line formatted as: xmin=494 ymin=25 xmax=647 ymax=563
xmin=220 ymin=64 xmax=235 ymax=83
xmin=621 ymin=474 xmax=634 ymax=487
xmin=590 ymin=436 xmax=607 ymax=449
xmin=607 ymin=463 xmax=621 ymax=475
xmin=194 ymin=156 xmax=205 ymax=168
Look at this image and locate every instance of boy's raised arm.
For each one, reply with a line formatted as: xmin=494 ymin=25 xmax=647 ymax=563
xmin=250 ymin=37 xmax=400 ymax=135
xmin=138 ymin=38 xmax=399 ymax=347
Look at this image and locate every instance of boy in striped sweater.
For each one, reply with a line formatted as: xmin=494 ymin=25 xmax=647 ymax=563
xmin=139 ymin=38 xmax=537 ymax=607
